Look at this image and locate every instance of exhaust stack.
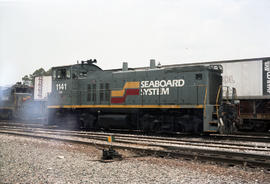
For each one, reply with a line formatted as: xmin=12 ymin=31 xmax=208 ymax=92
xmin=150 ymin=59 xmax=156 ymax=69
xmin=122 ymin=62 xmax=128 ymax=71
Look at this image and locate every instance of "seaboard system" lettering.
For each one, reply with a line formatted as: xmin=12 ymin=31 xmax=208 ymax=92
xmin=140 ymin=79 xmax=185 ymax=96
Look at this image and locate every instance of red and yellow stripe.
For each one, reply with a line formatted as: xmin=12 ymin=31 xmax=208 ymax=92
xmin=111 ymin=82 xmax=140 ymax=103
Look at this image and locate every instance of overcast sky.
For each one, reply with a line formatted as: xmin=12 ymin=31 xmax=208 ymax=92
xmin=0 ymin=0 xmax=270 ymax=85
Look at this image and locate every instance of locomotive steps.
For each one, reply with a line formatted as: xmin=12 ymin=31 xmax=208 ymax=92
xmin=0 ymin=123 xmax=270 ymax=171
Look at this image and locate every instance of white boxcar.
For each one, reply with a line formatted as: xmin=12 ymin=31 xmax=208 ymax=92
xmin=219 ymin=60 xmax=263 ymax=99
xmin=159 ymin=57 xmax=270 ymax=100
xmin=34 ymin=76 xmax=52 ymax=100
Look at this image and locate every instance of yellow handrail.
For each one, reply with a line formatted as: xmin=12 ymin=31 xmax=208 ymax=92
xmin=203 ymin=86 xmax=208 ymax=118
xmin=215 ymin=85 xmax=222 ymax=119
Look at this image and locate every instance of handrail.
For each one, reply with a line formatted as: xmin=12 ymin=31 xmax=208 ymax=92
xmin=203 ymin=86 xmax=208 ymax=118
xmin=203 ymin=86 xmax=208 ymax=107
xmin=215 ymin=85 xmax=222 ymax=119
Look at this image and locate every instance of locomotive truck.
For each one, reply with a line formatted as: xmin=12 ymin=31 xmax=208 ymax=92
xmin=47 ymin=60 xmax=238 ymax=134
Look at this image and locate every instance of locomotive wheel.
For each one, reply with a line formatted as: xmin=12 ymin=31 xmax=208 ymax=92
xmin=193 ymin=117 xmax=203 ymax=133
xmin=254 ymin=122 xmax=268 ymax=132
xmin=81 ymin=113 xmax=97 ymax=130
xmin=152 ymin=123 xmax=161 ymax=133
xmin=65 ymin=114 xmax=80 ymax=129
xmin=141 ymin=114 xmax=152 ymax=131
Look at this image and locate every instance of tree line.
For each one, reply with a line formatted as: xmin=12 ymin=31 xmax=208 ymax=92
xmin=22 ymin=68 xmax=52 ymax=86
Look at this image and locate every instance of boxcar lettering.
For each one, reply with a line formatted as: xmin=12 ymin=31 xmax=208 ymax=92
xmin=268 ymin=72 xmax=270 ymax=80
xmin=265 ymin=61 xmax=270 ymax=72
xmin=268 ymin=81 xmax=270 ymax=94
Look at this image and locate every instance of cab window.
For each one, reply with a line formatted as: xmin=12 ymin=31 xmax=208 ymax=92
xmin=66 ymin=70 xmax=71 ymax=79
xmin=79 ymin=71 xmax=87 ymax=78
xmin=52 ymin=70 xmax=56 ymax=80
xmin=55 ymin=68 xmax=70 ymax=79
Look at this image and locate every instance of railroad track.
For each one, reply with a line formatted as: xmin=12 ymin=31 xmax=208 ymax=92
xmin=1 ymin=125 xmax=269 ymax=152
xmin=1 ymin=121 xmax=270 ymax=143
xmin=0 ymin=123 xmax=270 ymax=171
xmin=209 ymin=133 xmax=270 ymax=143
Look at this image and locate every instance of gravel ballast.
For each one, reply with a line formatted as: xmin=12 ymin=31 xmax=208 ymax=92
xmin=0 ymin=134 xmax=269 ymax=184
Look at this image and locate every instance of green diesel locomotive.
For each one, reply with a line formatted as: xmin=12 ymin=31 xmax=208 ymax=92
xmin=48 ymin=60 xmax=238 ymax=133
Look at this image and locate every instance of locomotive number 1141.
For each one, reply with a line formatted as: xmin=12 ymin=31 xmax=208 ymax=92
xmin=56 ymin=83 xmax=67 ymax=91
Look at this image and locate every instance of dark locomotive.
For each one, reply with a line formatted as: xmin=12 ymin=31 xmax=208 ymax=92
xmin=48 ymin=60 xmax=238 ymax=134
xmin=0 ymin=83 xmax=32 ymax=119
xmin=0 ymin=83 xmax=46 ymax=120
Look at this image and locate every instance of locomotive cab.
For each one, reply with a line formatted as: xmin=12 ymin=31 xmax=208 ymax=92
xmin=48 ymin=60 xmax=103 ymax=126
